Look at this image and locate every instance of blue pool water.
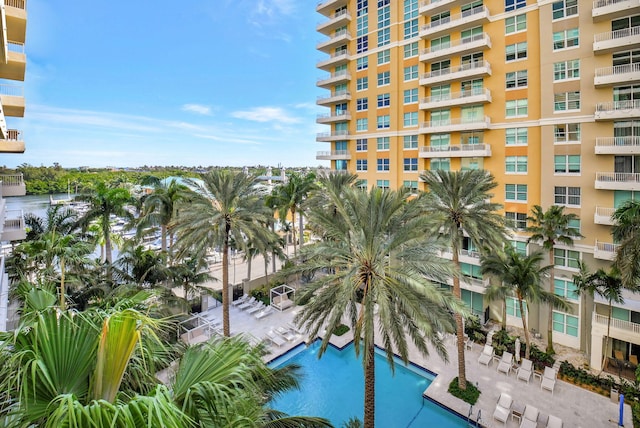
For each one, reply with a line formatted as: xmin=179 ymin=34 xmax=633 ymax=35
xmin=269 ymin=342 xmax=467 ymax=427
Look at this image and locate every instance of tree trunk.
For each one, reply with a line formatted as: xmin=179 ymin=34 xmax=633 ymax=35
xmin=502 ymin=298 xmax=507 ymax=330
xmin=602 ymin=301 xmax=613 ymax=372
xmin=105 ymin=233 xmax=112 ymax=264
xmin=452 ymin=250 xmax=467 ymax=390
xmin=364 ymin=342 xmax=375 ymax=428
xmin=222 ymin=222 xmax=231 ymax=337
xmin=247 ymin=254 xmax=252 ymax=281
xmin=547 ymin=248 xmax=555 ymax=354
xmin=299 ymin=209 xmax=304 ymax=250
xmin=519 ymin=297 xmax=531 ymax=359
xmin=291 ymin=207 xmax=297 ymax=256
xmin=264 ymin=259 xmax=269 ymax=285
xmin=161 ymin=224 xmax=167 ymax=253
xmin=60 ymin=258 xmax=66 ymax=311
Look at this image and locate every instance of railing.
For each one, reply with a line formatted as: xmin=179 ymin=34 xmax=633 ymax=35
xmin=0 ymin=84 xmax=23 ymax=97
xmin=317 ymin=9 xmax=351 ymax=26
xmin=420 ymin=116 xmax=490 ymax=128
xmin=6 ymin=129 xmax=22 ymax=140
xmin=596 ymin=172 xmax=640 ymax=183
xmin=594 ymin=313 xmax=640 ymax=335
xmin=460 ymin=249 xmax=480 ymax=258
xmin=596 ymin=136 xmax=640 ymax=147
xmin=3 ymin=210 xmax=24 ymax=230
xmin=595 ymin=63 xmax=640 ymax=77
xmin=316 ymin=150 xmax=350 ymax=157
xmin=8 ymin=41 xmax=24 ymax=54
xmin=420 ymin=143 xmax=490 ymax=153
xmin=596 ymin=99 xmax=640 ymax=112
xmin=421 ymin=33 xmax=490 ymax=55
xmin=0 ymin=255 xmax=6 ymax=332
xmin=593 ymin=0 xmax=633 ymax=9
xmin=420 ymin=0 xmax=453 ymax=7
xmin=318 ymin=29 xmax=351 ymax=45
xmin=420 ymin=6 xmax=488 ymax=32
xmin=316 ymin=90 xmax=350 ymax=102
xmin=317 ymin=50 xmax=350 ymax=64
xmin=596 ymin=240 xmax=621 ymax=253
xmin=594 ymin=26 xmax=640 ymax=42
xmin=0 ymin=174 xmax=23 ymax=187
xmin=316 ymin=131 xmax=349 ymax=139
xmin=421 ymin=61 xmax=491 ymax=79
xmin=316 ymin=112 xmax=351 ymax=120
xmin=595 ymin=206 xmax=616 ymax=218
xmin=317 ymin=71 xmax=351 ymax=82
xmin=420 ymin=88 xmax=488 ymax=104
xmin=5 ymin=0 xmax=26 ymax=9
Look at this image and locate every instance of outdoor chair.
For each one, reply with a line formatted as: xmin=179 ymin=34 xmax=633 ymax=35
xmin=478 ymin=344 xmax=494 ymax=366
xmin=520 ymin=405 xmax=539 ymax=428
xmin=517 ymin=358 xmax=533 ymax=383
xmin=541 ymin=367 xmax=557 ymax=395
xmin=497 ymin=351 xmax=513 ymax=375
xmin=492 ymin=392 xmax=512 ymax=425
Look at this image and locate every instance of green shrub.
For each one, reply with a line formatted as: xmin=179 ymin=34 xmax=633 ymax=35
xmin=333 ymin=324 xmax=350 ymax=336
xmin=448 ymin=377 xmax=480 ymax=405
xmin=464 ymin=316 xmax=486 ymax=344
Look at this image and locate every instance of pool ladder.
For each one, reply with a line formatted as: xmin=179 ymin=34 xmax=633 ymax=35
xmin=467 ymin=406 xmax=482 ymax=427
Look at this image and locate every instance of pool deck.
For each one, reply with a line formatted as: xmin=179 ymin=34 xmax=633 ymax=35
xmin=192 ymin=303 xmax=633 ymax=428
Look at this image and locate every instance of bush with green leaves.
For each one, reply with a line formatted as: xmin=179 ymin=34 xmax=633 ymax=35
xmin=448 ymin=377 xmax=480 ymax=405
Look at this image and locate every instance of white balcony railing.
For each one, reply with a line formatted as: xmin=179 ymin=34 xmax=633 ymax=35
xmin=0 ymin=84 xmax=23 ymax=97
xmin=420 ymin=116 xmax=490 ymax=129
xmin=316 ymin=130 xmax=350 ymax=141
xmin=420 ymin=33 xmax=491 ymax=57
xmin=6 ymin=129 xmax=22 ymax=141
xmin=421 ymin=60 xmax=491 ymax=81
xmin=0 ymin=173 xmax=24 ymax=187
xmin=596 ymin=99 xmax=640 ymax=112
xmin=316 ymin=112 xmax=351 ymax=121
xmin=316 ymin=150 xmax=351 ymax=159
xmin=596 ymin=172 xmax=640 ymax=183
xmin=8 ymin=41 xmax=24 ymax=54
xmin=317 ymin=71 xmax=351 ymax=85
xmin=5 ymin=0 xmax=26 ymax=9
xmin=316 ymin=9 xmax=352 ymax=31
xmin=594 ymin=26 xmax=640 ymax=43
xmin=595 ymin=136 xmax=640 ymax=153
xmin=595 ymin=62 xmax=640 ymax=78
xmin=594 ymin=313 xmax=640 ymax=335
xmin=420 ymin=6 xmax=489 ymax=33
xmin=594 ymin=206 xmax=616 ymax=225
xmin=419 ymin=143 xmax=491 ymax=157
xmin=420 ymin=88 xmax=489 ymax=105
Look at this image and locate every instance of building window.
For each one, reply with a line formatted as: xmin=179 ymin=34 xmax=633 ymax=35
xmin=554 ymin=155 xmax=581 ymax=174
xmin=506 ymin=99 xmax=528 ymax=117
xmin=356 ymin=98 xmax=368 ymax=111
xmin=404 ymin=88 xmax=418 ymax=104
xmin=505 ymin=156 xmax=528 ymax=173
xmin=357 ymin=14 xmax=368 ymax=37
xmin=404 ymin=0 xmax=418 ymax=19
xmin=554 ymin=123 xmax=581 ymax=143
xmin=404 ymin=65 xmax=419 ymax=81
xmin=356 ymin=118 xmax=368 ymax=132
xmin=461 ymin=262 xmax=483 ymax=280
xmin=505 ymin=184 xmax=527 ymax=202
xmin=356 ymin=56 xmax=368 ymax=70
xmin=357 ymin=179 xmax=368 ymax=190
xmin=554 ymin=248 xmax=580 ymax=269
xmin=554 ymin=186 xmax=581 ymax=206
xmin=377 ymin=93 xmax=390 ymax=107
xmin=506 ymin=297 xmax=525 ymax=318
xmin=404 ymin=135 xmax=418 ymax=149
xmin=553 ymin=28 xmax=579 ymax=50
xmin=554 ymin=91 xmax=580 ymax=111
xmin=377 ymin=49 xmax=391 ymax=65
xmin=506 ymin=42 xmax=527 ymax=61
xmin=378 ymin=27 xmax=390 ymax=46
xmin=511 ymin=240 xmax=528 ymax=256
xmin=505 ymin=0 xmax=526 ymax=11
xmin=568 ymin=218 xmax=581 ymax=235
xmin=377 ymin=71 xmax=390 ymax=86
xmin=357 ymin=77 xmax=368 ymax=91
xmin=357 ymin=36 xmax=369 ymax=53
xmin=404 ymin=42 xmax=419 ymax=58
xmin=505 ymin=14 xmax=526 ymax=34
xmin=376 ymin=179 xmax=390 ymax=189
xmin=506 ymin=212 xmax=527 ymax=230
xmin=403 ymin=180 xmax=418 ymax=193
xmin=431 ymin=35 xmax=451 ymax=52
xmin=356 ymin=138 xmax=368 ymax=151
xmin=355 ymin=159 xmax=367 ymax=172
xmin=377 ymin=137 xmax=390 ymax=150
xmin=553 ymin=311 xmax=578 ymax=337
xmin=431 ymin=158 xmax=450 ymax=171
xmin=431 ymin=11 xmax=450 ymax=26
xmin=404 ymin=18 xmax=419 ymax=39
xmin=506 ymin=70 xmax=528 ymax=89
xmin=506 ymin=128 xmax=528 ymax=145
xmin=552 ymin=0 xmax=578 ymax=20
xmin=554 ymin=278 xmax=578 ymax=300
xmin=431 ymin=109 xmax=450 ymax=125
xmin=404 ymin=157 xmax=418 ymax=171
xmin=377 ymin=158 xmax=390 ymax=171
xmin=377 ymin=115 xmax=390 ymax=129
xmin=554 ymin=59 xmax=580 ymax=81
xmin=404 ymin=112 xmax=418 ymax=127
xmin=613 ymin=50 xmax=640 ymax=67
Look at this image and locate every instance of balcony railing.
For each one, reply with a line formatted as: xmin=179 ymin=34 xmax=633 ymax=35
xmin=420 ymin=88 xmax=490 ymax=106
xmin=0 ymin=173 xmax=24 ymax=187
xmin=421 ymin=61 xmax=491 ymax=81
xmin=592 ymin=0 xmax=639 ymax=20
xmin=596 ymin=99 xmax=640 ymax=113
xmin=594 ymin=312 xmax=640 ymax=335
xmin=316 ymin=9 xmax=352 ymax=31
xmin=595 ymin=62 xmax=640 ymax=83
xmin=316 ymin=50 xmax=350 ymax=68
xmin=420 ymin=33 xmax=491 ymax=58
xmin=317 ymin=29 xmax=351 ymax=50
xmin=594 ymin=26 xmax=640 ymax=43
xmin=420 ymin=116 xmax=490 ymax=131
xmin=316 ymin=112 xmax=351 ymax=122
xmin=316 ymin=130 xmax=350 ymax=141
xmin=5 ymin=0 xmax=26 ymax=9
xmin=8 ymin=41 xmax=24 ymax=54
xmin=594 ymin=206 xmax=616 ymax=225
xmin=316 ymin=90 xmax=351 ymax=105
xmin=419 ymin=0 xmax=456 ymax=14
xmin=595 ymin=136 xmax=640 ymax=154
xmin=316 ymin=150 xmax=351 ymax=160
xmin=0 ymin=84 xmax=23 ymax=97
xmin=6 ymin=129 xmax=22 ymax=141
xmin=316 ymin=71 xmax=351 ymax=86
xmin=419 ymin=143 xmax=491 ymax=157
xmin=596 ymin=172 xmax=640 ymax=182
xmin=420 ymin=6 xmax=489 ymax=34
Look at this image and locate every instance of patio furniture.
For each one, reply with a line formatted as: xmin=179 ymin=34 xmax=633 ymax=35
xmin=478 ymin=344 xmax=494 ymax=366
xmin=497 ymin=351 xmax=513 ymax=375
xmin=255 ymin=306 xmax=274 ymax=320
xmin=492 ymin=392 xmax=512 ymax=425
xmin=519 ymin=405 xmax=539 ymax=428
xmin=546 ymin=414 xmax=563 ymax=428
xmin=541 ymin=366 xmax=557 ymax=395
xmin=517 ymin=358 xmax=533 ymax=383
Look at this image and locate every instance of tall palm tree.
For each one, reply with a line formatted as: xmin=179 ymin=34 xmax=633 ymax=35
xmin=527 ymin=204 xmax=583 ymax=354
xmin=612 ymin=200 xmax=640 ymax=288
xmin=172 ymin=170 xmax=278 ymax=337
xmin=23 ymin=204 xmax=78 ymax=241
xmin=419 ymin=169 xmax=507 ymax=390
xmin=167 ymin=256 xmax=213 ymax=308
xmin=139 ymin=177 xmax=186 ymax=255
xmin=266 ymin=171 xmax=317 ymax=256
xmin=480 ymin=247 xmax=568 ymax=359
xmin=290 ymin=186 xmax=462 ymax=428
xmin=76 ymin=182 xmax=134 ymax=264
xmin=574 ymin=267 xmax=625 ymax=371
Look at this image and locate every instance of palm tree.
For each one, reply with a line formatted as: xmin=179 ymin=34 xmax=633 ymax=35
xmin=76 ymin=182 xmax=134 ymax=264
xmin=527 ymin=205 xmax=583 ymax=354
xmin=172 ymin=170 xmax=278 ymax=337
xmin=612 ymin=200 xmax=640 ymax=288
xmin=480 ymin=247 xmax=568 ymax=359
xmin=114 ymin=241 xmax=169 ymax=286
xmin=290 ymin=186 xmax=462 ymax=428
xmin=23 ymin=204 xmax=78 ymax=241
xmin=419 ymin=169 xmax=507 ymax=390
xmin=167 ymin=256 xmax=213 ymax=309
xmin=138 ymin=177 xmax=186 ymax=255
xmin=574 ymin=267 xmax=625 ymax=371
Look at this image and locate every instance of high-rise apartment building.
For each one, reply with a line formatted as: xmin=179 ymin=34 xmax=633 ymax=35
xmin=315 ymin=0 xmax=640 ymax=372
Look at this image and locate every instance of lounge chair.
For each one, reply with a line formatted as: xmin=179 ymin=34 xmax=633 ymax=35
xmin=497 ymin=351 xmax=513 ymax=375
xmin=478 ymin=345 xmax=494 ymax=366
xmin=492 ymin=392 xmax=512 ymax=425
xmin=519 ymin=405 xmax=539 ymax=428
xmin=546 ymin=414 xmax=563 ymax=428
xmin=541 ymin=366 xmax=557 ymax=395
xmin=255 ymin=306 xmax=274 ymax=320
xmin=275 ymin=326 xmax=296 ymax=341
xmin=231 ymin=294 xmax=249 ymax=306
xmin=287 ymin=322 xmax=305 ymax=335
xmin=237 ymin=297 xmax=257 ymax=310
xmin=246 ymin=301 xmax=265 ymax=315
xmin=266 ymin=330 xmax=286 ymax=347
xmin=517 ymin=358 xmax=533 ymax=383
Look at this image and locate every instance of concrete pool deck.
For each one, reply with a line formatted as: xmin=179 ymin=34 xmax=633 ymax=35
xmin=193 ymin=302 xmax=633 ymax=428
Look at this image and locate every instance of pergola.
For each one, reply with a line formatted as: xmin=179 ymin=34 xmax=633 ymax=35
xmin=270 ymin=284 xmax=295 ymax=311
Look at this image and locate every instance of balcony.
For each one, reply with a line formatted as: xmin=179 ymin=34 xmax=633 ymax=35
xmin=593 ymin=312 xmax=640 ymax=339
xmin=595 ymin=172 xmax=640 ymax=190
xmin=419 ymin=6 xmax=490 ymax=39
xmin=316 ymin=111 xmax=351 ymax=124
xmin=420 ymin=33 xmax=491 ymax=62
xmin=593 ymin=26 xmax=640 ymax=54
xmin=594 ymin=63 xmax=640 ymax=87
xmin=594 ymin=240 xmax=620 ymax=260
xmin=0 ymin=41 xmax=25 ymax=81
xmin=0 ymin=173 xmax=25 ymax=197
xmin=419 ymin=0 xmax=456 ymax=16
xmin=420 ymin=61 xmax=491 ymax=86
xmin=316 ymin=0 xmax=348 ymax=15
xmin=317 ymin=29 xmax=351 ymax=52
xmin=0 ymin=84 xmax=24 ymax=117
xmin=419 ymin=88 xmax=491 ymax=110
xmin=5 ymin=0 xmax=26 ymax=45
xmin=419 ymin=116 xmax=490 ymax=134
xmin=1 ymin=209 xmax=25 ymax=241
xmin=316 ymin=130 xmax=350 ymax=142
xmin=0 ymin=129 xmax=24 ymax=153
xmin=316 ymin=9 xmax=351 ymax=34
xmin=595 ymin=99 xmax=640 ymax=120
xmin=419 ymin=143 xmax=491 ymax=158
xmin=594 ymin=206 xmax=616 ymax=225
xmin=317 ymin=71 xmax=351 ymax=88
xmin=316 ymin=50 xmax=350 ymax=71
xmin=592 ymin=0 xmax=640 ymax=22
xmin=595 ymin=136 xmax=640 ymax=154
xmin=316 ymin=90 xmax=351 ymax=105
xmin=316 ymin=150 xmax=352 ymax=160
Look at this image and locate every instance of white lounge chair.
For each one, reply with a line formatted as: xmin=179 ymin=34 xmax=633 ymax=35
xmin=275 ymin=326 xmax=296 ymax=341
xmin=255 ymin=306 xmax=274 ymax=320
xmin=478 ymin=344 xmax=494 ymax=366
xmin=237 ymin=297 xmax=257 ymax=310
xmin=492 ymin=392 xmax=512 ymax=425
xmin=519 ymin=405 xmax=539 ymax=428
xmin=266 ymin=330 xmax=286 ymax=347
xmin=287 ymin=322 xmax=305 ymax=335
xmin=246 ymin=301 xmax=265 ymax=314
xmin=546 ymin=414 xmax=563 ymax=428
xmin=541 ymin=366 xmax=557 ymax=395
xmin=231 ymin=294 xmax=249 ymax=306
xmin=517 ymin=358 xmax=533 ymax=383
xmin=497 ymin=351 xmax=513 ymax=375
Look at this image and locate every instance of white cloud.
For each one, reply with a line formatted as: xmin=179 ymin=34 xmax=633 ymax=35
xmin=255 ymin=0 xmax=295 ymax=17
xmin=230 ymin=106 xmax=300 ymax=124
xmin=181 ymin=103 xmax=212 ymax=115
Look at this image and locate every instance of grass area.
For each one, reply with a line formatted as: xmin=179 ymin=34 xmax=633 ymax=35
xmin=448 ymin=377 xmax=480 ymax=405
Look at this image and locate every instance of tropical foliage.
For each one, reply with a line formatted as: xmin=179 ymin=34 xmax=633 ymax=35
xmin=612 ymin=200 xmax=640 ymax=288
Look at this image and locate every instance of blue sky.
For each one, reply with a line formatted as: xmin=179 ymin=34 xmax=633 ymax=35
xmin=7 ymin=0 xmax=329 ymax=168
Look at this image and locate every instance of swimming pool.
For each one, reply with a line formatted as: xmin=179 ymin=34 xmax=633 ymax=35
xmin=269 ymin=341 xmax=468 ymax=427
